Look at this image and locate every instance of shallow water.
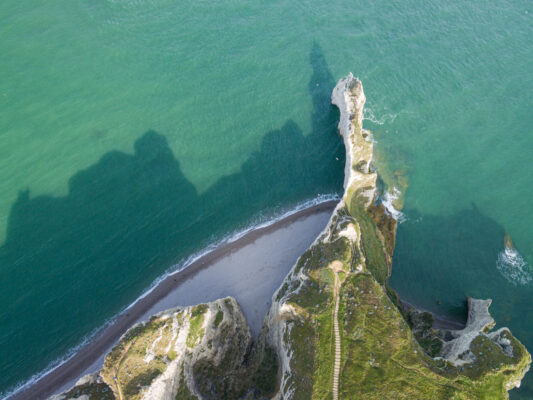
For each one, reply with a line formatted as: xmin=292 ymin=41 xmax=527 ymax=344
xmin=1 ymin=0 xmax=532 ymax=397
xmin=138 ymin=210 xmax=332 ymax=337
xmin=52 ymin=210 xmax=332 ymax=396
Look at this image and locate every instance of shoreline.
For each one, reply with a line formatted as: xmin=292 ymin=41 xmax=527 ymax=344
xmin=399 ymin=299 xmax=466 ymax=331
xmin=5 ymin=194 xmax=471 ymax=400
xmin=8 ymin=200 xmax=338 ymax=400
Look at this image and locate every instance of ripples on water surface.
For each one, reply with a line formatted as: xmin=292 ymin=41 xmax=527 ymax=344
xmin=0 ymin=0 xmax=532 ymax=397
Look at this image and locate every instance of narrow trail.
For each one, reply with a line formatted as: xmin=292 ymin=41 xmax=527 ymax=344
xmin=113 ymin=339 xmax=135 ymax=400
xmin=329 ymin=261 xmax=343 ymax=400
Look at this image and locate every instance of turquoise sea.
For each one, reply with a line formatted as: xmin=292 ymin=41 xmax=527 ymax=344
xmin=1 ymin=0 xmax=532 ymax=398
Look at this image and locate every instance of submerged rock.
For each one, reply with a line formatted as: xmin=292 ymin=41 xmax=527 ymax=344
xmin=497 ymin=233 xmax=532 ymax=285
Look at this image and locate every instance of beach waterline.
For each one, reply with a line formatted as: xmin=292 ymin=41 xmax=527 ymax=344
xmin=8 ymin=201 xmax=336 ymax=400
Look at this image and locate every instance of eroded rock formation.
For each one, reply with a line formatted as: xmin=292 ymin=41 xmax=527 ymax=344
xmin=50 ymin=75 xmax=531 ymax=400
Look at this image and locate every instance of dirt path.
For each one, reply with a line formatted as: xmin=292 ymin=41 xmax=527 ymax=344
xmin=113 ymin=339 xmax=135 ymax=400
xmin=329 ymin=261 xmax=343 ymax=400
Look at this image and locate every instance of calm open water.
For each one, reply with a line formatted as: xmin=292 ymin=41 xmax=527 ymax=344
xmin=1 ymin=0 xmax=532 ymax=397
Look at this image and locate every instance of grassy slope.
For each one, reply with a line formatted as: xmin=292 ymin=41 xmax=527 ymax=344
xmin=54 ymin=78 xmax=529 ymax=399
xmin=100 ymin=313 xmax=179 ymax=400
xmin=280 ymin=193 xmax=531 ymax=399
xmin=275 ymin=78 xmax=531 ymax=399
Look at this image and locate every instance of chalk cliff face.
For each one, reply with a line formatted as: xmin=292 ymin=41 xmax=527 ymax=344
xmin=51 ymin=298 xmax=277 ymax=400
xmin=51 ymin=76 xmax=530 ymax=400
xmin=260 ymin=74 xmax=530 ymax=399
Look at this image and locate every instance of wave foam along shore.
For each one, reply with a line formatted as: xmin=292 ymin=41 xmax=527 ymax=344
xmin=6 ymin=197 xmax=338 ymax=400
xmin=497 ymin=246 xmax=532 ymax=286
xmin=128 ymin=193 xmax=339 ymax=310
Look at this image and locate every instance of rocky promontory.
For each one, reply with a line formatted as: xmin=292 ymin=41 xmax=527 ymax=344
xmin=51 ymin=297 xmax=278 ymax=400
xmin=50 ymin=75 xmax=531 ymax=399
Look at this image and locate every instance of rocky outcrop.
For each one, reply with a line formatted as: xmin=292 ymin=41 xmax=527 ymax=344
xmin=434 ymin=298 xmax=530 ymax=390
xmin=406 ymin=297 xmax=531 ymax=390
xmin=49 ymin=373 xmax=113 ymax=400
xmin=50 ymin=75 xmax=531 ymax=400
xmin=331 ymin=73 xmax=376 ymax=205
xmin=260 ymin=74 xmax=530 ymax=399
xmin=262 ymin=74 xmax=378 ymax=399
xmin=440 ymin=298 xmax=496 ymax=365
xmin=52 ymin=298 xmax=258 ymax=400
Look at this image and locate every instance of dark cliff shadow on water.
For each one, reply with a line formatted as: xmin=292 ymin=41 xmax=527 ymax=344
xmin=389 ymin=204 xmax=533 ymax=399
xmin=0 ymin=43 xmax=345 ymax=394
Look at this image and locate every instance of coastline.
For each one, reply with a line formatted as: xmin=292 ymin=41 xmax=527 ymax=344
xmin=399 ymin=299 xmax=466 ymax=331
xmin=8 ymin=199 xmax=338 ymax=400
xmin=7 ymin=73 xmax=528 ymax=399
xmin=261 ymin=74 xmax=531 ymax=398
xmin=5 ymin=200 xmax=472 ymax=400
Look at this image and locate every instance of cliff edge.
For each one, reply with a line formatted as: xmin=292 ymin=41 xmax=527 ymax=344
xmin=50 ymin=75 xmax=530 ymax=400
xmin=261 ymin=74 xmax=530 ymax=399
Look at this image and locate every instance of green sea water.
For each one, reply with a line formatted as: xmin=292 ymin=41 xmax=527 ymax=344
xmin=1 ymin=0 xmax=532 ymax=398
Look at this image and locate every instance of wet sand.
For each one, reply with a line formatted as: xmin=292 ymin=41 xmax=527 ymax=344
xmin=9 ymin=198 xmax=467 ymax=400
xmin=10 ymin=201 xmax=337 ymax=400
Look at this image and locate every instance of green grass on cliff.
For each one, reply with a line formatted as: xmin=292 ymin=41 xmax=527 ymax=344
xmin=279 ymin=201 xmax=530 ymax=399
xmin=175 ymin=370 xmax=198 ymax=400
xmin=58 ymin=378 xmax=115 ymax=400
xmin=251 ymin=345 xmax=280 ymax=397
xmin=282 ymin=236 xmax=352 ymax=399
xmin=350 ymin=204 xmax=390 ymax=285
xmin=338 ymin=272 xmax=460 ymax=399
xmin=214 ymin=310 xmax=224 ymax=328
xmin=101 ymin=315 xmax=171 ymax=399
xmin=59 ymin=194 xmax=529 ymax=400
xmin=187 ymin=304 xmax=207 ymax=348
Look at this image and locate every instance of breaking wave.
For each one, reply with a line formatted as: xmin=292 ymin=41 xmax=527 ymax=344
xmin=363 ymin=107 xmax=400 ymax=125
xmin=496 ymin=246 xmax=532 ymax=286
xmin=1 ymin=194 xmax=339 ymax=400
xmin=381 ymin=187 xmax=406 ymax=223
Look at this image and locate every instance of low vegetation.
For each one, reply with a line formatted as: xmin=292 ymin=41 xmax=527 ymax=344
xmin=52 ymin=76 xmax=530 ymax=400
xmin=187 ymin=305 xmax=207 ymax=348
xmin=273 ymin=198 xmax=531 ymax=399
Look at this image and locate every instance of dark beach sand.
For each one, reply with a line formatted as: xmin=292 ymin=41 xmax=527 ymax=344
xmin=10 ymin=199 xmax=467 ymax=400
xmin=10 ymin=200 xmax=337 ymax=400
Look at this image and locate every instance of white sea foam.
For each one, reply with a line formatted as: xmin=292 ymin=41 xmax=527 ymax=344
xmin=496 ymin=246 xmax=532 ymax=286
xmin=1 ymin=193 xmax=339 ymax=400
xmin=128 ymin=193 xmax=339 ymax=308
xmin=363 ymin=107 xmax=400 ymax=125
xmin=381 ymin=187 xmax=406 ymax=223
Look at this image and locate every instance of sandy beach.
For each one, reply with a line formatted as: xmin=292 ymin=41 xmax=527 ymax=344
xmin=8 ymin=198 xmax=471 ymax=400
xmin=9 ymin=200 xmax=337 ymax=400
